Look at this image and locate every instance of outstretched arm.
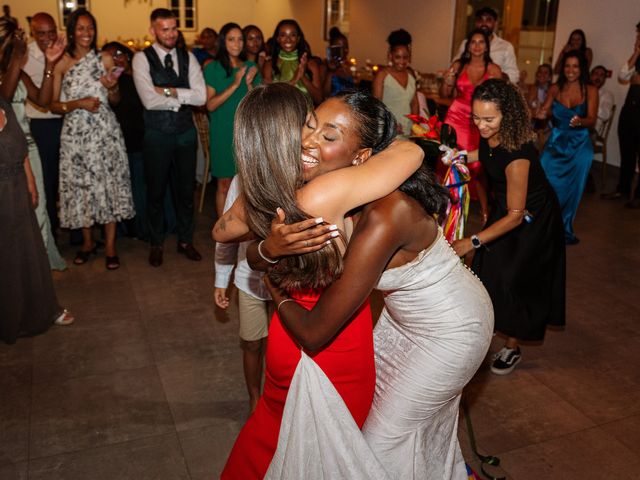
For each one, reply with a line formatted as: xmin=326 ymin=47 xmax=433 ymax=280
xmin=452 ymin=158 xmax=530 ymax=257
xmin=266 ymin=204 xmax=404 ymax=351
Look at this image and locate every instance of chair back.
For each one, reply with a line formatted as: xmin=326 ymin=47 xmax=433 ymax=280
xmin=595 ymin=104 xmax=616 ymax=147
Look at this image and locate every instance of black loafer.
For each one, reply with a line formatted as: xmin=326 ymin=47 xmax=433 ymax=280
xmin=177 ymin=243 xmax=202 ymax=261
xmin=149 ymin=246 xmax=163 ymax=267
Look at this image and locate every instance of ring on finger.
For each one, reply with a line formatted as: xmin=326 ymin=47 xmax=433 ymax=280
xmin=305 ymin=240 xmax=309 ymax=247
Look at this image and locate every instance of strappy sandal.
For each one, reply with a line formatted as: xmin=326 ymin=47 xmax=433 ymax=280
xmin=105 ymin=255 xmax=120 ymax=270
xmin=54 ymin=309 xmax=75 ymax=326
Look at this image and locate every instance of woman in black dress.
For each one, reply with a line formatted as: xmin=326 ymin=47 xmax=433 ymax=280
xmin=0 ymin=96 xmax=74 ymax=344
xmin=452 ymin=79 xmax=565 ymax=375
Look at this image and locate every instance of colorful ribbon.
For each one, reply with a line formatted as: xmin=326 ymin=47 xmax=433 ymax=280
xmin=439 ymin=145 xmax=470 ymax=243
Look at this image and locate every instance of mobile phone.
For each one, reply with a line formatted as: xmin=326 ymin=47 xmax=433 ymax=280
xmin=109 ymin=66 xmax=125 ymax=80
xmin=326 ymin=45 xmax=344 ymax=62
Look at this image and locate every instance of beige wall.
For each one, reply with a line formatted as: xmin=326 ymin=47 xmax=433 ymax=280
xmin=552 ymin=0 xmax=640 ymax=168
xmin=348 ymin=0 xmax=455 ymax=73
xmin=6 ymin=0 xmax=295 ymax=45
xmin=11 ymin=0 xmax=455 ymax=73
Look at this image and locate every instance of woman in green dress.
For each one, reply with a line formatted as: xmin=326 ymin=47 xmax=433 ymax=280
xmin=262 ymin=19 xmax=323 ymax=106
xmin=205 ymin=22 xmax=261 ymax=217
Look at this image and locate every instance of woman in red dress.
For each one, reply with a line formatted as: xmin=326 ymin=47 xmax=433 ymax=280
xmin=213 ymin=84 xmax=424 ymax=479
xmin=441 ymin=28 xmax=502 ymax=221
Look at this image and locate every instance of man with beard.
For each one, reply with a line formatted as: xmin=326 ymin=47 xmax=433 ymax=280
xmin=454 ymin=7 xmax=519 ymax=83
xmin=133 ymin=8 xmax=206 ymax=266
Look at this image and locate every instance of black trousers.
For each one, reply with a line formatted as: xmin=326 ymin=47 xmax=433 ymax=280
xmin=30 ymin=118 xmax=62 ymax=231
xmin=616 ymin=86 xmax=640 ymax=198
xmin=143 ymin=127 xmax=197 ymax=246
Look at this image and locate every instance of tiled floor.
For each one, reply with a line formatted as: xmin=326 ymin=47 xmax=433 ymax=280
xmin=1 ymin=172 xmax=639 ymax=480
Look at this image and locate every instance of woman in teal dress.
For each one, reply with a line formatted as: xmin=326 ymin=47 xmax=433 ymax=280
xmin=205 ymin=22 xmax=261 ymax=217
xmin=262 ymin=19 xmax=323 ymax=105
xmin=537 ymin=50 xmax=598 ymax=244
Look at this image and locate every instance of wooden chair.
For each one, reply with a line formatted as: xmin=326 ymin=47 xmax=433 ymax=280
xmin=193 ymin=110 xmax=210 ymax=213
xmin=594 ymin=104 xmax=616 ymax=187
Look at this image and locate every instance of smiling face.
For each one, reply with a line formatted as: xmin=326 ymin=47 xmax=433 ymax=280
xmin=30 ymin=15 xmax=57 ymax=52
xmin=73 ymin=15 xmax=95 ymax=51
xmin=388 ymin=45 xmax=410 ymax=72
xmin=469 ymin=33 xmax=487 ymax=57
xmin=277 ymin=23 xmax=299 ymax=53
xmin=225 ymin=27 xmax=243 ymax=58
xmin=563 ymin=56 xmax=581 ymax=83
xmin=151 ymin=16 xmax=178 ymax=51
xmin=245 ymin=28 xmax=263 ymax=55
xmin=472 ymin=100 xmax=503 ymax=143
xmin=301 ymin=98 xmax=364 ymax=182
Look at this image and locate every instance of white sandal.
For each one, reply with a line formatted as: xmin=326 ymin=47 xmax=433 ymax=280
xmin=54 ymin=309 xmax=75 ymax=326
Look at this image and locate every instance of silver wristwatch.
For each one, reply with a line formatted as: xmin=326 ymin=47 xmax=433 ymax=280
xmin=471 ymin=234 xmax=482 ymax=249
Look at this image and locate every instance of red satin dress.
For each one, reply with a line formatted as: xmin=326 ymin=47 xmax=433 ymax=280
xmin=442 ymin=68 xmax=489 ymax=199
xmin=221 ymin=290 xmax=376 ymax=479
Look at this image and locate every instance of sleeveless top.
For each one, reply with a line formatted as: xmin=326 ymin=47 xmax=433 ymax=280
xmin=382 ymin=71 xmax=416 ymax=135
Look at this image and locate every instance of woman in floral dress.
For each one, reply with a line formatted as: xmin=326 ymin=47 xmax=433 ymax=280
xmin=50 ymin=8 xmax=134 ymax=270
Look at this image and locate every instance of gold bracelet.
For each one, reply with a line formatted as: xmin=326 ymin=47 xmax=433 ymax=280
xmin=277 ymin=298 xmax=296 ymax=313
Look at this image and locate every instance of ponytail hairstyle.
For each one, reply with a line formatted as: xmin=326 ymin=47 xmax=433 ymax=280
xmin=234 ymin=83 xmax=344 ymax=290
xmin=334 ymin=90 xmax=397 ymax=154
xmin=335 ymin=90 xmax=448 ymax=217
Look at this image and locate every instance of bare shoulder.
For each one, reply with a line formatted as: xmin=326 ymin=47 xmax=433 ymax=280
xmin=55 ymin=54 xmax=73 ymax=75
xmin=488 ymin=62 xmax=502 ymax=77
xmin=362 ymin=191 xmax=413 ymax=229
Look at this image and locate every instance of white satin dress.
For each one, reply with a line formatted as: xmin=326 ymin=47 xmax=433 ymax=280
xmin=363 ymin=231 xmax=494 ymax=479
xmin=266 ymin=231 xmax=493 ymax=479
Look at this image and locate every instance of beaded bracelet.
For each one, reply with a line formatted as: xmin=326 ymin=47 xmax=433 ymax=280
xmin=258 ymin=240 xmax=279 ymax=264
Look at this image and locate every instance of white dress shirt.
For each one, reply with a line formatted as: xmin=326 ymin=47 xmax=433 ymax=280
xmin=23 ymin=41 xmax=60 ymax=119
xmin=132 ymin=42 xmax=206 ymax=112
xmin=455 ymin=34 xmax=520 ymax=84
xmin=214 ymin=177 xmax=271 ymax=301
xmin=595 ymin=87 xmax=614 ymax=134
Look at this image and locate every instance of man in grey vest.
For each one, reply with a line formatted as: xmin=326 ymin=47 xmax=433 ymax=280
xmin=133 ymin=8 xmax=206 ymax=266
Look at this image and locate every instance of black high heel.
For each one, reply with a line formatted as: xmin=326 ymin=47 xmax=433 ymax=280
xmin=73 ymin=244 xmax=99 ymax=265
xmin=105 ymin=255 xmax=120 ymax=270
